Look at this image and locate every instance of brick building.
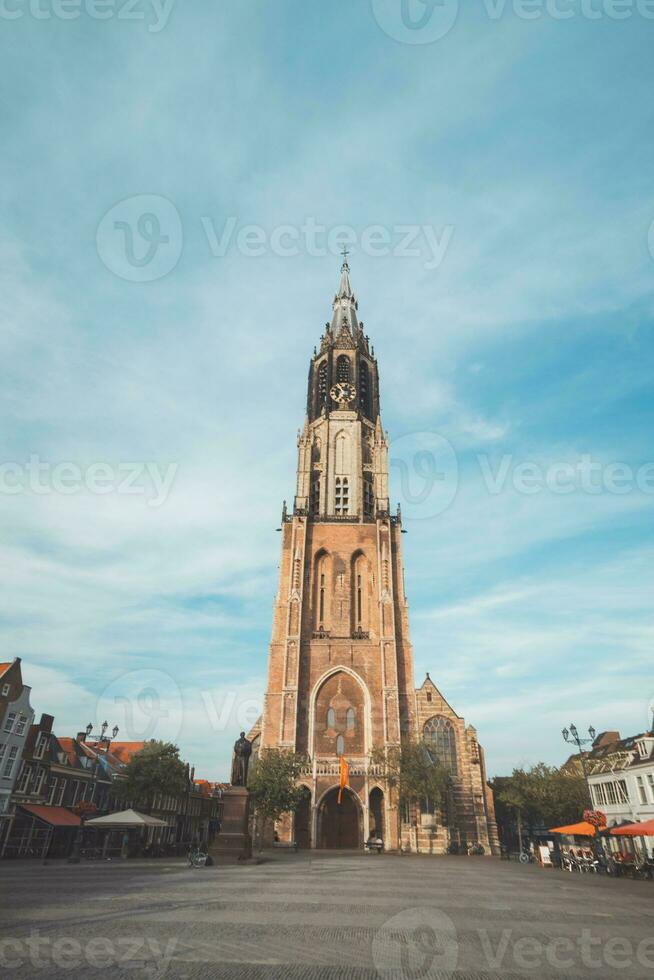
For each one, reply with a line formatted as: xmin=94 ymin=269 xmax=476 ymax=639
xmin=0 ymin=659 xmax=35 ymax=825
xmin=2 ymin=719 xmax=222 ymax=858
xmin=257 ymin=260 xmax=498 ymax=853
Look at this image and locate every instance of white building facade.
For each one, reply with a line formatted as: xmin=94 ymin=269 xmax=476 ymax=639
xmin=587 ymin=730 xmax=654 ymax=857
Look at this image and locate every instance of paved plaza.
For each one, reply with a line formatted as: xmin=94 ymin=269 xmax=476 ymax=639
xmin=0 ymin=853 xmax=653 ymax=979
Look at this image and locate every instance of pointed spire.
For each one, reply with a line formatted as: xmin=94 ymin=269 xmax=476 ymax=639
xmin=330 ymin=248 xmax=359 ymax=337
xmin=336 ymin=246 xmax=353 ymax=299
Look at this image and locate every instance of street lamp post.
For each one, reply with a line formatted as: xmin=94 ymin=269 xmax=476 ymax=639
xmin=562 ymin=723 xmax=596 ymax=805
xmin=562 ymin=723 xmax=604 ymax=862
xmin=68 ymin=721 xmax=119 ymax=864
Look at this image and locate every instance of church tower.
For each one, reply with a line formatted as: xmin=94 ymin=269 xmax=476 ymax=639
xmin=259 ymin=256 xmax=416 ymax=849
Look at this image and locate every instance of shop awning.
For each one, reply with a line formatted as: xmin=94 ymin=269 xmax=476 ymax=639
xmin=19 ymin=805 xmax=81 ymax=827
xmin=609 ymin=818 xmax=654 ymax=837
xmin=548 ymin=821 xmax=597 ymax=836
xmin=84 ymin=808 xmax=168 ymax=829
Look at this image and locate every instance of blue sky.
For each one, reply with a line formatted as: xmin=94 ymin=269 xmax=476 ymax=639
xmin=1 ymin=2 xmax=653 ymax=778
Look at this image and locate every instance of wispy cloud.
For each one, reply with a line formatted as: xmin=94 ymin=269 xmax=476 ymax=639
xmin=1 ymin=5 xmax=653 ymax=778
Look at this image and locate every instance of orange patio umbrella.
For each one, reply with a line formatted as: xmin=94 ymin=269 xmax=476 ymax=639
xmin=609 ymin=819 xmax=654 ymax=837
xmin=548 ymin=821 xmax=597 ymax=836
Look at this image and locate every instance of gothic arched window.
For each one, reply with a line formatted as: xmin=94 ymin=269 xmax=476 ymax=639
xmin=335 ymin=432 xmax=349 ymax=474
xmin=363 ymin=473 xmax=374 ymax=519
xmin=315 ymin=552 xmax=330 ymax=631
xmin=316 ymin=361 xmax=328 ymax=414
xmin=336 ymin=734 xmax=345 ymax=756
xmin=352 ymin=552 xmax=367 ymax=631
xmin=336 ymin=355 xmax=350 ymax=383
xmin=310 ymin=473 xmax=320 ymax=515
xmin=346 ymin=708 xmax=355 ymax=730
xmin=326 ymin=708 xmax=335 ymax=729
xmin=359 ymin=361 xmax=370 ymax=415
xmin=423 ymin=716 xmax=458 ymax=775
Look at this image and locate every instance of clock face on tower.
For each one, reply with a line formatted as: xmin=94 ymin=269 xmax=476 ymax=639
xmin=330 ymin=382 xmax=357 ymax=405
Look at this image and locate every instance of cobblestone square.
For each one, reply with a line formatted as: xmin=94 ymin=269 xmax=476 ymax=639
xmin=1 ymin=853 xmax=653 ymax=979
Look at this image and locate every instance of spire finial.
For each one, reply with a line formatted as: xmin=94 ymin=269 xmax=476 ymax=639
xmin=340 ymin=245 xmax=350 ymax=266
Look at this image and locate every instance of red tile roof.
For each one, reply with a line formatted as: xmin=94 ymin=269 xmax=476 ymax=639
xmin=56 ymin=737 xmax=80 ymax=767
xmin=107 ymin=742 xmax=146 ymax=764
xmin=20 ymin=804 xmax=81 ymax=827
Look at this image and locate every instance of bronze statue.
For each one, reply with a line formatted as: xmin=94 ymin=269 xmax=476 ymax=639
xmin=231 ymin=731 xmax=252 ymax=786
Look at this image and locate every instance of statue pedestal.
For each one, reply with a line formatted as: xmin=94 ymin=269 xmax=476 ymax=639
xmin=210 ymin=786 xmax=253 ymax=864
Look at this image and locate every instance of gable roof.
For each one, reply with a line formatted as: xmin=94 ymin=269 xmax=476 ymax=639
xmin=417 ymin=673 xmax=461 ymax=719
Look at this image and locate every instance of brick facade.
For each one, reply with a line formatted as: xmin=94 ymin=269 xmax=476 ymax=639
xmin=258 ymin=262 xmax=498 ymax=854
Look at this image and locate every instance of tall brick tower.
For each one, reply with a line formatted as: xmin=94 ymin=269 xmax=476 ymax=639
xmin=259 ymin=256 xmax=417 ymax=849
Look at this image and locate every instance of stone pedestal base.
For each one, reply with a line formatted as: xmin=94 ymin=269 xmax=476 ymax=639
xmin=209 ymin=786 xmax=252 ymax=864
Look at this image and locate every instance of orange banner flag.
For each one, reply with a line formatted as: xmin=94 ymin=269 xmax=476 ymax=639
xmin=337 ymin=754 xmax=349 ymax=804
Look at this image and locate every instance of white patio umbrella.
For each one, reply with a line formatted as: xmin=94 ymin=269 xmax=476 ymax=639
xmin=84 ymin=808 xmax=169 ymax=829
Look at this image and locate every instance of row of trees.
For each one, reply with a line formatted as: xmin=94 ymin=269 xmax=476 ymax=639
xmin=490 ymin=763 xmax=588 ymax=849
xmin=115 ymin=742 xmax=590 ymax=853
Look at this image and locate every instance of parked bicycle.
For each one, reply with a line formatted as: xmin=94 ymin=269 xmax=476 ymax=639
xmin=187 ymin=848 xmax=211 ymax=868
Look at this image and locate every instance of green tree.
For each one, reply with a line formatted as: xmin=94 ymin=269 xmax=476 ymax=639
xmin=247 ymin=749 xmax=305 ymax=849
xmin=371 ymin=739 xmax=450 ymax=848
xmin=114 ymin=740 xmax=188 ymax=812
xmin=492 ymin=763 xmax=588 ymax=849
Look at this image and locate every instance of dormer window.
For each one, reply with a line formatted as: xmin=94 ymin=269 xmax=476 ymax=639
xmin=34 ymin=733 xmax=49 ymax=760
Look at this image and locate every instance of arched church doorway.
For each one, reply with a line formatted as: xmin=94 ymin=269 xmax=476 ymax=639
xmin=295 ymin=786 xmax=312 ymax=849
xmin=318 ymin=787 xmax=362 ymax=849
xmin=369 ymin=787 xmax=384 ymax=840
